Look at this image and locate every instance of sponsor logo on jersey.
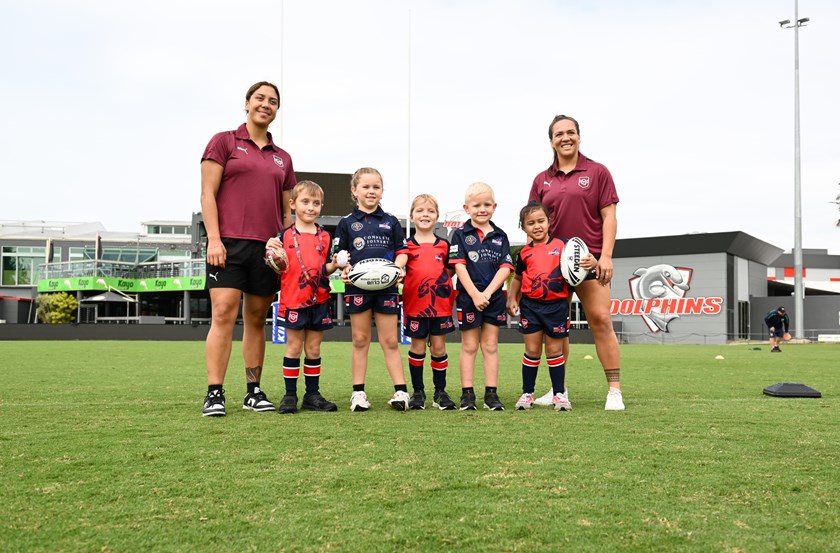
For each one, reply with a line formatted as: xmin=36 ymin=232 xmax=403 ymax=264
xmin=237 ymin=146 xmax=248 ymax=155
xmin=379 ymin=223 xmax=391 ymax=231
xmin=465 ymin=235 xmax=477 ymax=245
xmin=548 ymin=248 xmax=560 ymax=256
xmin=468 ymin=251 xmax=479 ymax=262
xmin=353 ymin=237 xmax=365 ymax=250
xmin=578 ymin=176 xmax=590 ymax=189
xmin=492 ymin=237 xmax=503 ymax=246
xmin=351 ymin=222 xmax=364 ymax=232
xmin=611 ymin=264 xmax=724 ymax=333
xmin=449 ymin=245 xmax=458 ymax=255
xmin=273 ymin=155 xmax=284 ymax=167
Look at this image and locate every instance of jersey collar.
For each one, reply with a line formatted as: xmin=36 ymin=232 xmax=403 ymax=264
xmin=234 ymin=123 xmax=280 ymax=152
xmin=548 ymin=152 xmax=592 ymax=176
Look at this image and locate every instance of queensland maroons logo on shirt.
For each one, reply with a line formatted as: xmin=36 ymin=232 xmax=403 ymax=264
xmin=578 ymin=176 xmax=590 ymax=189
xmin=288 ymin=311 xmax=298 ymax=323
xmin=273 ymin=155 xmax=284 ymax=168
xmin=410 ymin=320 xmax=419 ymax=332
xmin=610 ymin=264 xmax=723 ymax=333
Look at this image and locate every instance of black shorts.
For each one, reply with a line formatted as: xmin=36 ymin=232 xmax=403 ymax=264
xmin=456 ymin=291 xmax=507 ymax=330
xmin=345 ymin=293 xmax=400 ymax=315
xmin=518 ymin=296 xmax=570 ymax=338
xmin=403 ymin=315 xmax=455 ymax=338
xmin=206 ymin=238 xmax=279 ymax=296
xmin=278 ymin=302 xmax=333 ymax=331
xmin=767 ymin=326 xmax=784 ymax=338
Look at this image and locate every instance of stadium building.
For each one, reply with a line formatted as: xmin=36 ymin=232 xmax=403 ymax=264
xmin=2 ymin=175 xmax=839 ymax=344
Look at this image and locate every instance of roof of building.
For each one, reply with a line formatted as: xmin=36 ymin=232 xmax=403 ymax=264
xmin=614 ymin=231 xmax=783 ymax=265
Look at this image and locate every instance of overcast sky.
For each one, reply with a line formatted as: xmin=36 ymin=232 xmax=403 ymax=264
xmin=1 ymin=0 xmax=838 ymax=252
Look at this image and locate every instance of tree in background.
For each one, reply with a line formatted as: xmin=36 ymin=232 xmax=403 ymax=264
xmin=36 ymin=292 xmax=79 ymax=324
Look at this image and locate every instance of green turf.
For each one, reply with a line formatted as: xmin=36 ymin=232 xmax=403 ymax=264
xmin=1 ymin=341 xmax=837 ymax=552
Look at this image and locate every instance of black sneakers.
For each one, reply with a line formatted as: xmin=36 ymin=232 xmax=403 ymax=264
xmin=277 ymin=394 xmax=298 ymax=414
xmin=301 ymin=393 xmax=338 ymax=412
xmin=409 ymin=390 xmax=427 ymax=410
xmin=459 ymin=390 xmax=477 ymax=411
xmin=483 ymin=391 xmax=505 ymax=411
xmin=433 ymin=390 xmax=457 ymax=410
xmin=243 ymin=387 xmax=276 ymax=412
xmin=202 ymin=389 xmax=226 ymax=417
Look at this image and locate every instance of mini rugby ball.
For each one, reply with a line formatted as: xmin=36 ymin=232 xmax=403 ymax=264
xmin=336 ymin=249 xmax=350 ymax=269
xmin=347 ymin=258 xmax=401 ymax=291
xmin=265 ymin=247 xmax=289 ymax=274
xmin=560 ymin=237 xmax=590 ymax=287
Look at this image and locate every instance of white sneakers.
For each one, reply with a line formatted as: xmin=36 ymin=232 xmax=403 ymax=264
xmin=605 ymin=387 xmax=625 ymax=411
xmin=350 ymin=390 xmax=371 ymax=412
xmin=533 ymin=388 xmax=554 ymax=406
xmin=515 ymin=393 xmax=535 ymax=410
xmin=388 ymin=390 xmax=410 ymax=411
xmin=533 ymin=386 xmax=625 ymax=410
xmin=552 ymin=390 xmax=572 ymax=411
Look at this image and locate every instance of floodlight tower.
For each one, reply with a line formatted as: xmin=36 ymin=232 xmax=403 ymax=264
xmin=778 ymin=1 xmax=809 ymax=340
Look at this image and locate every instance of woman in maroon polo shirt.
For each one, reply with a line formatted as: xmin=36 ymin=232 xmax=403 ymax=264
xmin=199 ymin=81 xmax=297 ymax=417
xmin=527 ymin=114 xmax=624 ymax=411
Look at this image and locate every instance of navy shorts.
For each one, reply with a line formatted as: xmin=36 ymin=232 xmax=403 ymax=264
xmin=403 ymin=315 xmax=456 ymax=338
xmin=206 ymin=238 xmax=279 ymax=296
xmin=767 ymin=325 xmax=784 ymax=338
xmin=456 ymin=291 xmax=507 ymax=330
xmin=278 ymin=302 xmax=333 ymax=331
xmin=518 ymin=296 xmax=570 ymax=338
xmin=345 ymin=293 xmax=400 ymax=315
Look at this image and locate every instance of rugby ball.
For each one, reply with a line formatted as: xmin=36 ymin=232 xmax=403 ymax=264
xmin=560 ymin=237 xmax=590 ymax=287
xmin=347 ymin=258 xmax=401 ymax=291
xmin=336 ymin=249 xmax=350 ymax=269
xmin=265 ymin=247 xmax=289 ymax=274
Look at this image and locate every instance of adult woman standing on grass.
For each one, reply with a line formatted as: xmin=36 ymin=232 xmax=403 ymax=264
xmin=199 ymin=81 xmax=297 ymax=417
xmin=528 ymin=114 xmax=624 ymax=410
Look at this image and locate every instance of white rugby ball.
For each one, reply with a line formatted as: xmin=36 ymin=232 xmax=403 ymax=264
xmin=560 ymin=237 xmax=590 ymax=287
xmin=347 ymin=258 xmax=401 ymax=291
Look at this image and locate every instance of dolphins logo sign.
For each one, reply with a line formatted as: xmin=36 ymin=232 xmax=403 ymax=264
xmin=610 ymin=264 xmax=723 ymax=333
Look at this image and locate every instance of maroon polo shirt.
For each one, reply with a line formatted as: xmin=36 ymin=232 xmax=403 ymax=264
xmin=202 ymin=123 xmax=296 ymax=241
xmin=528 ymin=153 xmax=619 ymax=255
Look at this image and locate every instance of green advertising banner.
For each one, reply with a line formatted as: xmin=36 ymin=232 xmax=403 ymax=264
xmin=38 ymin=276 xmax=206 ymax=293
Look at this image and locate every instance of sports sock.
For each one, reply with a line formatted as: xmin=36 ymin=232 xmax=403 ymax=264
xmin=461 ymin=386 xmax=474 ymax=395
xmin=431 ymin=354 xmax=448 ymax=391
xmin=246 ymin=382 xmax=259 ymax=394
xmin=547 ymin=354 xmax=566 ymax=394
xmin=208 ymin=384 xmax=223 ymax=394
xmin=408 ymin=351 xmax=425 ymax=391
xmin=484 ymin=386 xmax=497 ymax=397
xmin=395 ymin=384 xmax=408 ymax=393
xmin=521 ymin=353 xmax=540 ymax=394
xmin=352 ymin=384 xmax=365 ymax=392
xmin=303 ymin=357 xmax=321 ymax=395
xmin=283 ymin=357 xmax=300 ymax=395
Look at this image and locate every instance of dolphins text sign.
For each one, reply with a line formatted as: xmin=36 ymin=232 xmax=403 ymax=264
xmin=611 ymin=264 xmax=723 ymax=333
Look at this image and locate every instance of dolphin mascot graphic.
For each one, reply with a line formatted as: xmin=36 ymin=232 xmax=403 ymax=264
xmin=630 ymin=264 xmax=690 ymax=332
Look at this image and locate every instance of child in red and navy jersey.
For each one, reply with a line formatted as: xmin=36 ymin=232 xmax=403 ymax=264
xmin=335 ymin=168 xmax=410 ymax=412
xmin=506 ymin=202 xmax=595 ymax=411
xmin=449 ymin=182 xmax=513 ymax=411
xmin=398 ymin=194 xmax=457 ymax=410
xmin=265 ymin=181 xmax=340 ymax=414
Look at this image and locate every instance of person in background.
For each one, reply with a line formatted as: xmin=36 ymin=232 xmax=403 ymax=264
xmin=764 ymin=306 xmax=790 ymax=353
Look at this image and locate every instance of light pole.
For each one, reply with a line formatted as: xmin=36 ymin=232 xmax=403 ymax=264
xmin=779 ymin=1 xmax=808 ymax=340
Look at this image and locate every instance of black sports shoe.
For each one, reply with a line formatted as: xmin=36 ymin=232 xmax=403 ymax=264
xmin=409 ymin=390 xmax=426 ymax=410
xmin=483 ymin=391 xmax=505 ymax=411
xmin=460 ymin=390 xmax=477 ymax=411
xmin=771 ymin=346 xmax=782 ymax=353
xmin=433 ymin=390 xmax=457 ymax=411
xmin=301 ymin=393 xmax=338 ymax=412
xmin=277 ymin=394 xmax=298 ymax=414
xmin=243 ymin=387 xmax=276 ymax=412
xmin=203 ymin=389 xmax=226 ymax=417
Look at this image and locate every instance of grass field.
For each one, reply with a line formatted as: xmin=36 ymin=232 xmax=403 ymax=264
xmin=1 ymin=341 xmax=838 ymax=552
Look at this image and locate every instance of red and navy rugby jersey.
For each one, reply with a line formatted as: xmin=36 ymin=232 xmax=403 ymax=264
xmin=515 ymin=237 xmax=568 ymax=302
xmin=449 ymin=220 xmax=513 ymax=296
xmin=399 ymin=237 xmax=454 ymax=317
xmin=278 ymin=225 xmax=332 ymax=310
xmin=335 ymin=206 xmax=407 ymax=295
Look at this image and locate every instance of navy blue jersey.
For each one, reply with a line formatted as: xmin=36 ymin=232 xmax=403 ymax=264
xmin=335 ymin=206 xmax=407 ymax=295
xmin=449 ymin=220 xmax=513 ymax=296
